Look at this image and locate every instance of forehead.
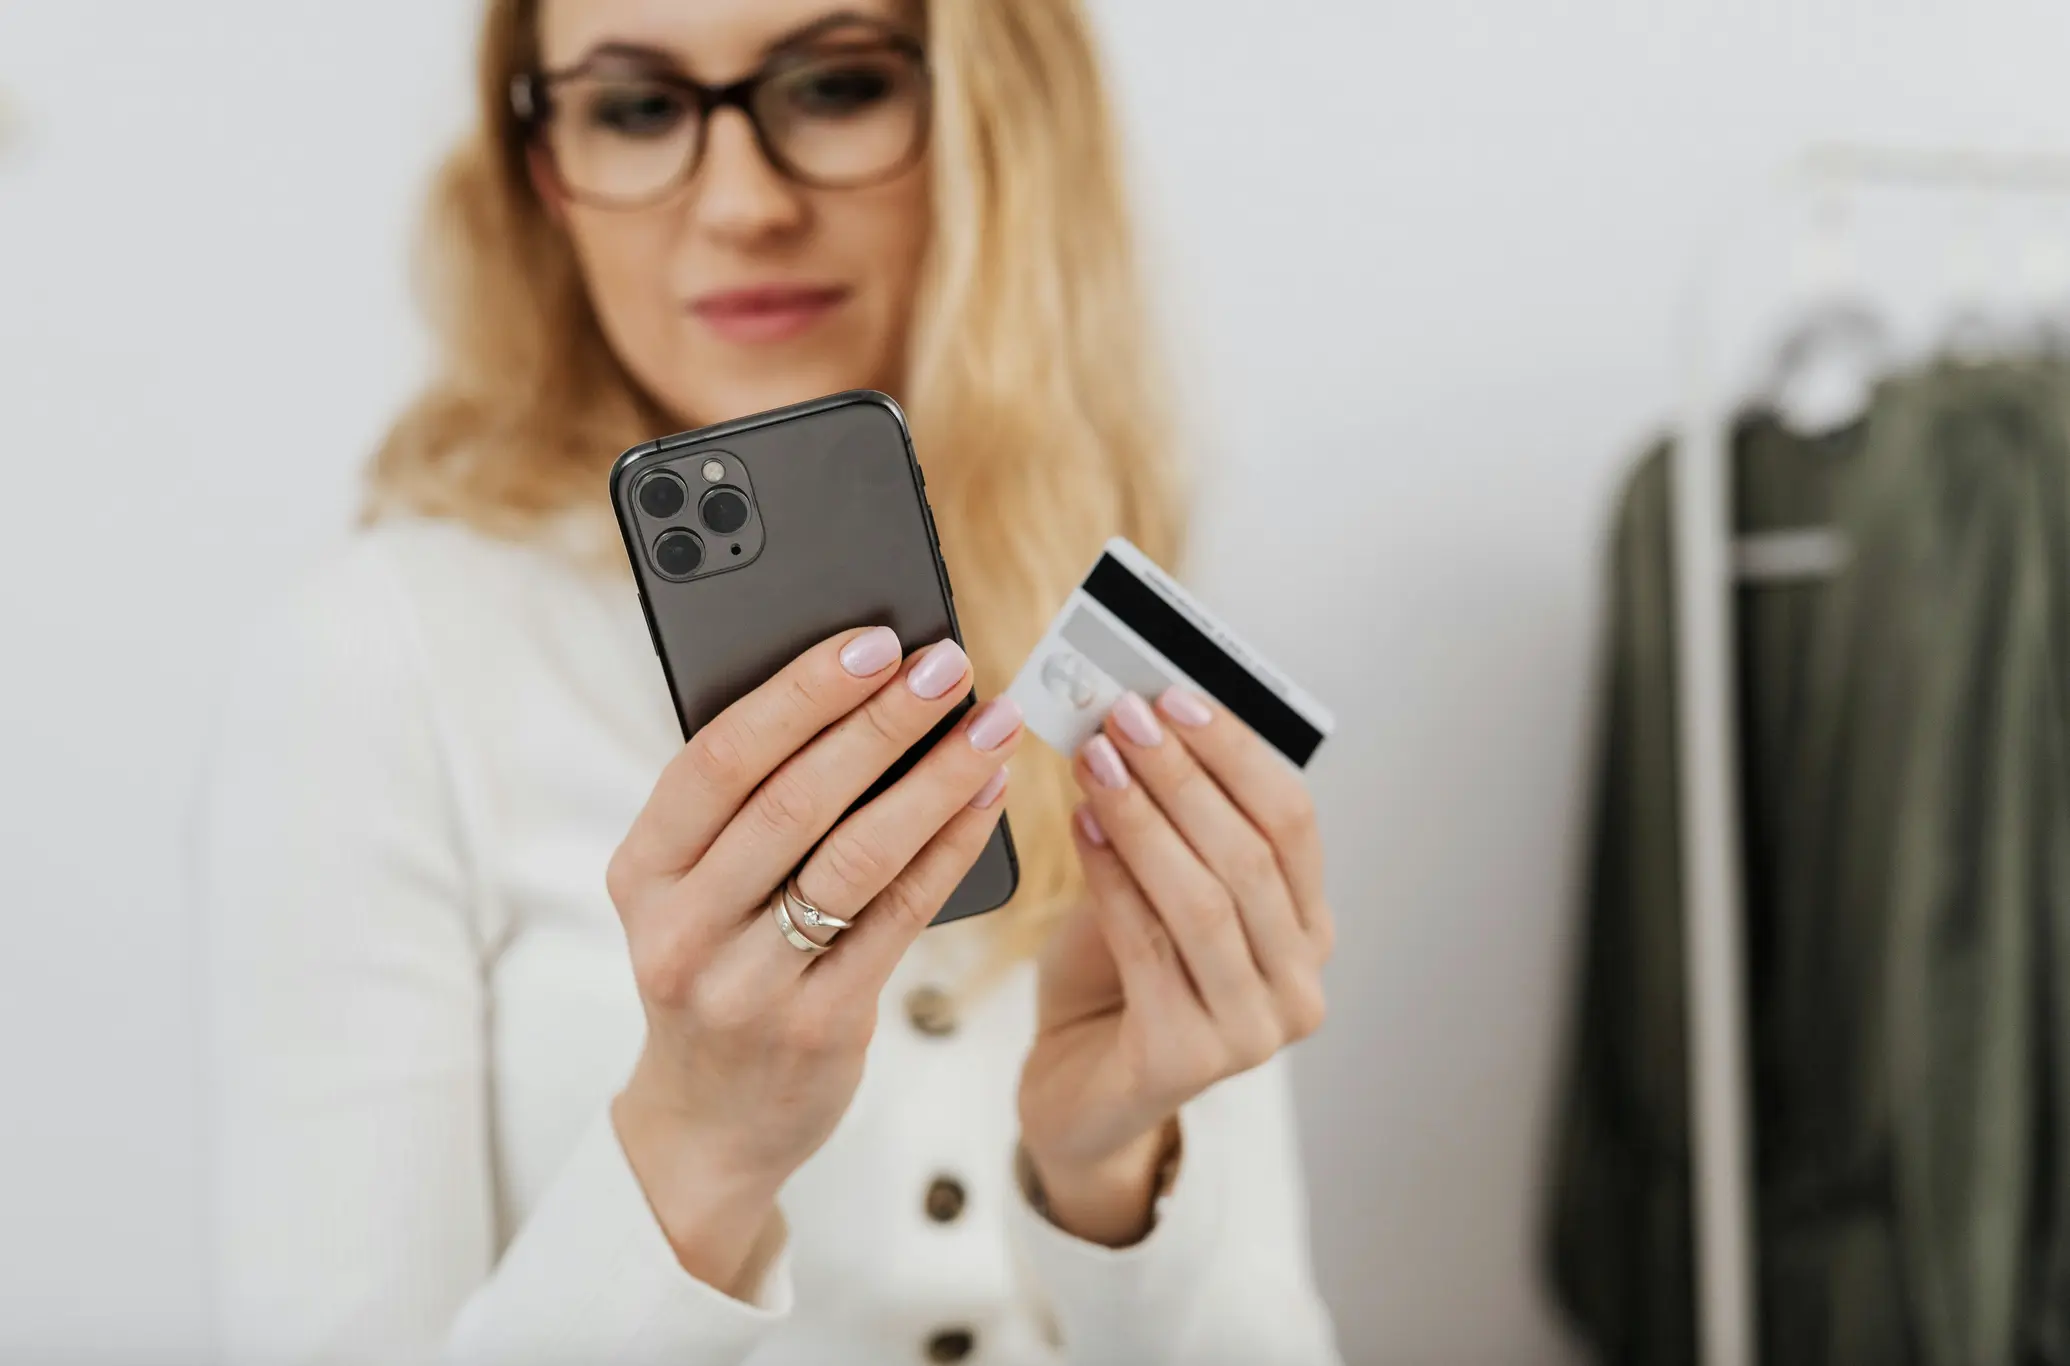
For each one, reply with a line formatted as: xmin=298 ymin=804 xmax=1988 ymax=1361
xmin=537 ymin=0 xmax=917 ymax=77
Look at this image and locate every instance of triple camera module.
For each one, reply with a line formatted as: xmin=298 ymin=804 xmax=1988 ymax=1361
xmin=635 ymin=453 xmax=763 ymax=582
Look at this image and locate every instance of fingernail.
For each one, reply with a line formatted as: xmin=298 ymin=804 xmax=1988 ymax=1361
xmin=1075 ymin=805 xmax=1108 ymax=846
xmin=1081 ymin=734 xmax=1129 ymax=790
xmin=907 ymin=639 xmax=970 ymax=699
xmin=1157 ymin=687 xmax=1213 ymax=728
xmin=1111 ymin=692 xmax=1164 ymax=747
xmin=967 ymin=696 xmax=1023 ymax=752
xmin=970 ymin=766 xmax=1010 ymax=810
xmin=841 ymin=626 xmax=901 ymax=677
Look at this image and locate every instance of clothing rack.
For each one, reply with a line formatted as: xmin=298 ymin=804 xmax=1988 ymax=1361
xmin=1672 ymin=141 xmax=2070 ymax=1366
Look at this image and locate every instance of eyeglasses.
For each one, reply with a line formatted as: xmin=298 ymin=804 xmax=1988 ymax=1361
xmin=510 ymin=21 xmax=931 ymax=209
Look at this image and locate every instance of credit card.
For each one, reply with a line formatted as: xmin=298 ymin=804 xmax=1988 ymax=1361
xmin=1004 ymin=538 xmax=1334 ymax=768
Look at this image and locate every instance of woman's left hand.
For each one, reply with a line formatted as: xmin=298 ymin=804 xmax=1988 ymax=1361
xmin=1017 ymin=687 xmax=1335 ymax=1246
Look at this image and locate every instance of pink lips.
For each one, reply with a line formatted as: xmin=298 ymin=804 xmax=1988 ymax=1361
xmin=689 ymin=283 xmax=850 ymax=343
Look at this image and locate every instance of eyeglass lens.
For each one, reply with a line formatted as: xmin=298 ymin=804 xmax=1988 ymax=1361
xmin=545 ymin=45 xmax=926 ymax=204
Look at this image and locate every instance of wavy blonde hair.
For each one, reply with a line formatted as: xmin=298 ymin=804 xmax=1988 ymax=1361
xmin=367 ymin=0 xmax=1184 ymax=976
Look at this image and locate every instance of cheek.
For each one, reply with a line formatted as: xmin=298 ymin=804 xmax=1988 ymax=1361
xmin=849 ymin=174 xmax=933 ymax=345
xmin=566 ymin=212 xmax=678 ymax=375
xmin=876 ymin=174 xmax=932 ymax=299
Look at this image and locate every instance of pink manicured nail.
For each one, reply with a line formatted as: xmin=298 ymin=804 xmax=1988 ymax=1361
xmin=1157 ymin=687 xmax=1213 ymax=728
xmin=1075 ymin=805 xmax=1108 ymax=846
xmin=840 ymin=626 xmax=901 ymax=677
xmin=970 ymin=767 xmax=1010 ymax=810
xmin=967 ymin=697 xmax=1023 ymax=752
xmin=1111 ymin=692 xmax=1164 ymax=747
xmin=1081 ymin=734 xmax=1129 ymax=790
xmin=907 ymin=639 xmax=970 ymax=699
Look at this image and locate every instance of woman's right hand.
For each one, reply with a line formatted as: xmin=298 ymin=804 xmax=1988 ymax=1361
xmin=605 ymin=625 xmax=1023 ymax=1298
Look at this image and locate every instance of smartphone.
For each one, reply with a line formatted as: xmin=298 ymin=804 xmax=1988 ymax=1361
xmin=610 ymin=389 xmax=1019 ymax=925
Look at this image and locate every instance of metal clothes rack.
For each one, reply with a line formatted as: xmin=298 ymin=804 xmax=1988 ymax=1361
xmin=1672 ymin=142 xmax=2070 ymax=1366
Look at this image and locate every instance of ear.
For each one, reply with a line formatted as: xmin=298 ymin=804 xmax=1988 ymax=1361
xmin=527 ymin=143 xmax=569 ymax=226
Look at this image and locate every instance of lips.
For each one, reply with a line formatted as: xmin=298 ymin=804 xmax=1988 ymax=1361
xmin=689 ymin=284 xmax=851 ymax=344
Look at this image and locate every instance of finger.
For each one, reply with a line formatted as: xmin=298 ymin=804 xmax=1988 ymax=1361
xmin=1154 ymin=687 xmax=1331 ymax=945
xmin=790 ymin=696 xmax=1024 ymax=927
xmin=617 ymin=625 xmax=907 ymax=883
xmin=1076 ymin=735 xmax=1274 ymax=1038
xmin=1100 ymin=693 xmax=1315 ymax=991
xmin=688 ymin=638 xmax=975 ymax=916
xmin=1072 ymin=805 xmax=1201 ymax=1015
xmin=804 ymin=784 xmax=1013 ymax=998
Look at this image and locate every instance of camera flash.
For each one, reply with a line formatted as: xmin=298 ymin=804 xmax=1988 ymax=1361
xmin=701 ymin=460 xmax=726 ymax=483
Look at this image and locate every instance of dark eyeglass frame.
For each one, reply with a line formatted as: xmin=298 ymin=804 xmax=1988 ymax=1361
xmin=509 ymin=19 xmax=931 ymax=207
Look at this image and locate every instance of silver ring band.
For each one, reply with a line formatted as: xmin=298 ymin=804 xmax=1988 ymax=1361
xmin=771 ymin=887 xmax=830 ymax=954
xmin=785 ymin=879 xmax=854 ymax=935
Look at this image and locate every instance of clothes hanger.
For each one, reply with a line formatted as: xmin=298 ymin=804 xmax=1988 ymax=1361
xmin=1762 ymin=186 xmax=1892 ymax=438
xmin=1731 ymin=298 xmax=1884 ymax=585
xmin=1936 ymin=302 xmax=2014 ymax=363
xmin=1731 ymin=189 xmax=1884 ymax=585
xmin=1758 ymin=298 xmax=1891 ymax=439
xmin=1930 ymin=188 xmax=2046 ymax=365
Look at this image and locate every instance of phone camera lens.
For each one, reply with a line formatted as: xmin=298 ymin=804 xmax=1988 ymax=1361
xmin=701 ymin=487 xmax=751 ymax=536
xmin=653 ymin=528 xmax=705 ymax=580
xmin=638 ymin=471 xmax=688 ymax=519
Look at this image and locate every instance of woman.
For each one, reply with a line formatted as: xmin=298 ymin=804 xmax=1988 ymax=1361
xmin=199 ymin=1 xmax=1342 ymax=1362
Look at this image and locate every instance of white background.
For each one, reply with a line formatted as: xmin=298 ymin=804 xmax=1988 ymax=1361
xmin=7 ymin=3 xmax=2070 ymax=1362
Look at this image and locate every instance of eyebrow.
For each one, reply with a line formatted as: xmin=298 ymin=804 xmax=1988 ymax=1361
xmin=567 ymin=10 xmax=913 ymax=77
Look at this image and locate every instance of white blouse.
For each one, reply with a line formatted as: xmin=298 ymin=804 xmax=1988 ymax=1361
xmin=197 ymin=516 xmax=1343 ymax=1366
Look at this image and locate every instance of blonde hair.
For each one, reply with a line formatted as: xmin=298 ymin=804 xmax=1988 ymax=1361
xmin=367 ymin=0 xmax=1185 ymax=977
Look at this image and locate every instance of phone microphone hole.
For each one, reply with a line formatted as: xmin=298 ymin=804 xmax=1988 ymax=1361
xmin=731 ymin=544 xmax=742 ymax=555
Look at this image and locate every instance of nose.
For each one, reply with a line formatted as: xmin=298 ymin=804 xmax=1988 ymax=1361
xmin=688 ymin=107 xmax=808 ymax=244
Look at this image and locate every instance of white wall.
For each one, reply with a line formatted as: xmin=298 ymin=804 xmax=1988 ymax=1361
xmin=0 ymin=3 xmax=473 ymax=1357
xmin=7 ymin=3 xmax=2070 ymax=1363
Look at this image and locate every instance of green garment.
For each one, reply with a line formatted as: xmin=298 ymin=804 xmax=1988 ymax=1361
xmin=1548 ymin=364 xmax=2070 ymax=1366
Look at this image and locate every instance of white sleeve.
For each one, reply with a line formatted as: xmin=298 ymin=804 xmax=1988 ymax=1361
xmin=197 ymin=539 xmax=792 ymax=1366
xmin=1007 ymin=1053 xmax=1343 ymax=1366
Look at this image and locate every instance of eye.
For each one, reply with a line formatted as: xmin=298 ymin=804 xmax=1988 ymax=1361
xmin=784 ymin=60 xmax=899 ymax=117
xmin=585 ymin=81 xmax=691 ymax=137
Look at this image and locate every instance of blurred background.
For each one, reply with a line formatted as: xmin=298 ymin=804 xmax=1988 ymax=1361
xmin=11 ymin=2 xmax=2070 ymax=1363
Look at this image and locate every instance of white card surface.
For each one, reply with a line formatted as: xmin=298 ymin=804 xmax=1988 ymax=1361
xmin=1003 ymin=539 xmax=1334 ymax=768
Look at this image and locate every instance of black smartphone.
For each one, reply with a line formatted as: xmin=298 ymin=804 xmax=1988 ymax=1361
xmin=610 ymin=389 xmax=1019 ymax=925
